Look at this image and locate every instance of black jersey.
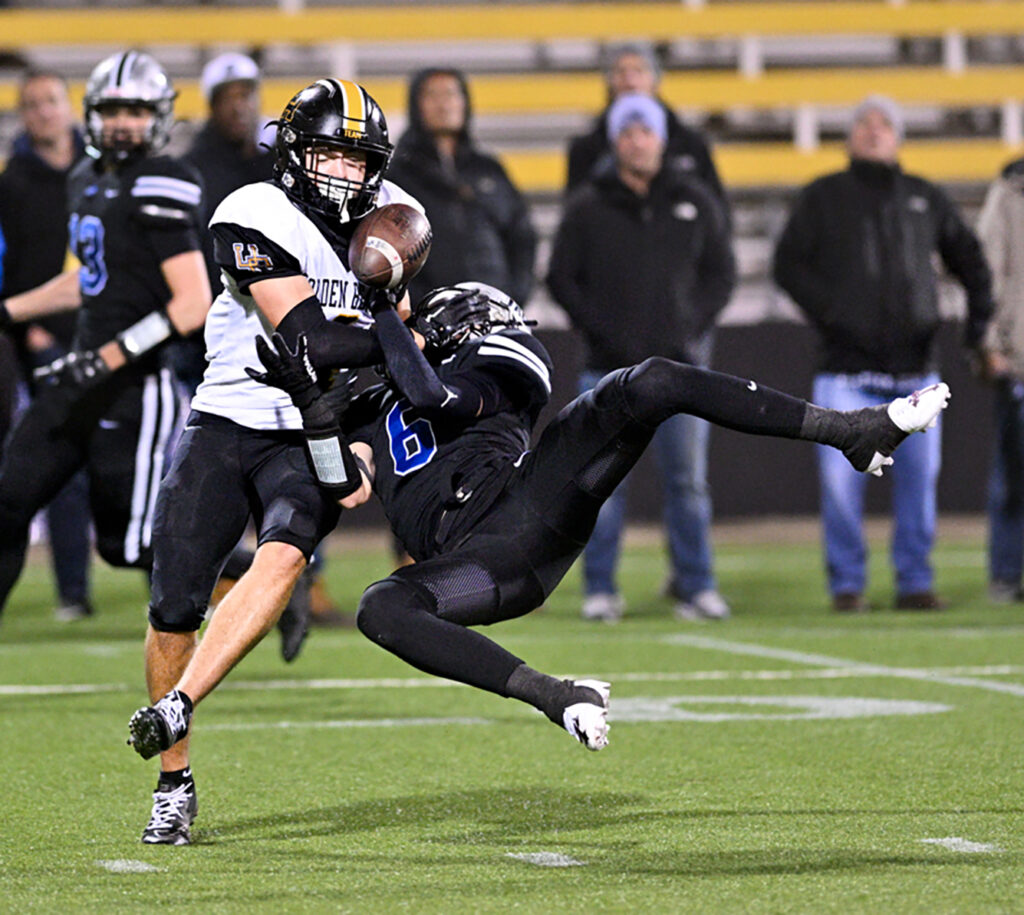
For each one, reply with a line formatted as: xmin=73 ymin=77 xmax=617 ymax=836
xmin=347 ymin=329 xmax=553 ymax=560
xmin=66 ymin=155 xmax=202 ymax=359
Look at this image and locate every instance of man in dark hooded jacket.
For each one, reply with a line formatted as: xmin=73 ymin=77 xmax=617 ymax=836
xmin=0 ymin=69 xmax=92 ymax=621
xmin=386 ymin=68 xmax=537 ymax=306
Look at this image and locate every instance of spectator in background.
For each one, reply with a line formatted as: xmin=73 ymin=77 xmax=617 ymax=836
xmin=0 ymin=70 xmax=93 ymax=620
xmin=548 ymin=93 xmax=735 ymax=623
xmin=180 ymin=52 xmax=274 ymax=394
xmin=386 ymin=67 xmax=536 ymax=307
xmin=565 ymin=41 xmax=726 ymax=218
xmin=976 ymin=157 xmax=1024 ymax=602
xmin=773 ymin=94 xmax=994 ymax=612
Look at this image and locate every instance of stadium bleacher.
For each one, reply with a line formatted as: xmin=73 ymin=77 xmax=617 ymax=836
xmin=1 ymin=0 xmax=1022 ymax=322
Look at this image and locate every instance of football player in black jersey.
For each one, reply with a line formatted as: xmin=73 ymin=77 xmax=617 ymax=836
xmin=130 ymin=282 xmax=950 ymax=765
xmin=0 ymin=51 xmax=210 ymax=601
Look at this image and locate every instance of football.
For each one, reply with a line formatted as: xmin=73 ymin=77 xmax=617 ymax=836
xmin=349 ymin=204 xmax=432 ymax=290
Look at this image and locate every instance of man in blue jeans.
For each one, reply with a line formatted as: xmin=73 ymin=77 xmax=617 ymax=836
xmin=774 ymin=95 xmax=994 ymax=611
xmin=548 ymin=94 xmax=735 ymax=622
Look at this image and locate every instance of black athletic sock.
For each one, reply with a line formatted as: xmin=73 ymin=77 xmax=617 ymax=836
xmin=158 ymin=766 xmax=193 ymax=788
xmin=800 ymin=403 xmax=904 ymax=472
xmin=504 ymin=664 xmax=605 ymax=724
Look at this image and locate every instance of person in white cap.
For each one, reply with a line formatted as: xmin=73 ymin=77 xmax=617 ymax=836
xmin=184 ymin=53 xmax=273 ymax=333
xmin=773 ymin=94 xmax=994 ymax=612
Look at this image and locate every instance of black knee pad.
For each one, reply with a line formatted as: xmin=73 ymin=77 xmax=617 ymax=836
xmin=148 ymin=544 xmax=216 ymax=633
xmin=147 ymin=597 xmax=206 ymax=633
xmin=618 ymin=357 xmax=699 ymax=426
xmin=258 ymin=496 xmax=332 ymax=560
xmin=356 ymin=577 xmax=433 ymax=648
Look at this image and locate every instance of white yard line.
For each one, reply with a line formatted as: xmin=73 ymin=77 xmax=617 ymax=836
xmin=506 ymin=852 xmax=585 ymax=867
xmin=663 ymin=634 xmax=1024 ymax=698
xmin=919 ymin=837 xmax=1003 ymax=853
xmin=2 ymin=665 xmax=1023 ymax=698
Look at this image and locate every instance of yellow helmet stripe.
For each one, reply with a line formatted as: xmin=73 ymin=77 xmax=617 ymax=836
xmin=337 ymin=79 xmax=366 ymax=135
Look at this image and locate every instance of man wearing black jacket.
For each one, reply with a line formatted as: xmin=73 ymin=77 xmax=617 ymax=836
xmin=386 ymin=68 xmax=536 ymax=307
xmin=565 ymin=41 xmax=726 ymax=218
xmin=773 ymin=94 xmax=994 ymax=612
xmin=548 ymin=93 xmax=736 ymax=623
xmin=0 ymin=70 xmax=93 ymax=620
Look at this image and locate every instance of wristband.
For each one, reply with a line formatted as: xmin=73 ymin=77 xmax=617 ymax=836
xmin=116 ymin=311 xmax=174 ymax=360
xmin=305 ymin=432 xmax=362 ymax=497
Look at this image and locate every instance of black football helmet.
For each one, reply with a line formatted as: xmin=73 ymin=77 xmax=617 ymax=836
xmin=273 ymin=79 xmax=393 ymax=224
xmin=83 ymin=51 xmax=177 ymax=162
xmin=410 ymin=282 xmax=530 ymax=357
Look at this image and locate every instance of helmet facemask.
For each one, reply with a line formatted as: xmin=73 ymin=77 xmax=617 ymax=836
xmin=83 ymin=51 xmax=176 ymax=163
xmin=411 ymin=282 xmax=531 ymax=359
xmin=274 ymin=80 xmax=394 ymax=225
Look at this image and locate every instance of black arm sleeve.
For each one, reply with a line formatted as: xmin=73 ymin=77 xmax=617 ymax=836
xmin=275 ymin=297 xmax=383 ymax=371
xmin=373 ymin=308 xmax=490 ymax=418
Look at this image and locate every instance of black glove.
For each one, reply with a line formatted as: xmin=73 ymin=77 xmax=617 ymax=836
xmin=412 ymin=289 xmax=491 ymax=354
xmin=33 ymin=349 xmax=111 ymax=388
xmin=246 ymin=333 xmax=320 ymax=410
xmin=247 ymin=332 xmax=341 ymax=435
xmin=246 ymin=332 xmax=362 ymax=496
xmin=365 ymin=285 xmax=406 ymax=315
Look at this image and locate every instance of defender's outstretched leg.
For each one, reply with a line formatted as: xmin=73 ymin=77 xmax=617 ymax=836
xmin=356 ymin=572 xmax=610 ymax=750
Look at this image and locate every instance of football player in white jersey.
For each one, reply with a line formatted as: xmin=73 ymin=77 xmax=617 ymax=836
xmin=128 ymin=79 xmax=422 ymax=845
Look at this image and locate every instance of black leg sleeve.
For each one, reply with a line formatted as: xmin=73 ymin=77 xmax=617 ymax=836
xmin=617 ymin=357 xmax=807 ymax=436
xmin=356 ymin=576 xmax=524 ymax=696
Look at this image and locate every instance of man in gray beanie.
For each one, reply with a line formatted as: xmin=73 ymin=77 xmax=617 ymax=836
xmin=549 ymin=91 xmax=736 ymax=623
xmin=564 ymin=41 xmax=727 ymax=214
xmin=773 ymin=94 xmax=993 ymax=613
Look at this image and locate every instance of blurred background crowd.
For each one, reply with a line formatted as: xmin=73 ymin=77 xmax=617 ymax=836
xmin=2 ymin=0 xmax=1024 ymax=619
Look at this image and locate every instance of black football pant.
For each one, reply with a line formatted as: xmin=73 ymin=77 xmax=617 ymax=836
xmin=0 ymin=368 xmax=181 ymax=614
xmin=357 ymin=358 xmax=809 ymax=697
xmin=148 ymin=411 xmax=342 ymax=632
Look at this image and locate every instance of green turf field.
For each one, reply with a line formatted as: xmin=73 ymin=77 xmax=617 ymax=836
xmin=1 ymin=524 xmax=1022 ymax=913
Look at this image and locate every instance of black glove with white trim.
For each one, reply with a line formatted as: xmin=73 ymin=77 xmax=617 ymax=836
xmin=246 ymin=333 xmax=362 ymax=496
xmin=34 ymin=348 xmax=111 ymax=389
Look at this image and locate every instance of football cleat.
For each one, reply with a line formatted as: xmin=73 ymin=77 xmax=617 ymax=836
xmin=841 ymin=383 xmax=950 ymax=477
xmin=142 ymin=777 xmax=197 ymax=845
xmin=128 ymin=689 xmax=192 ymax=760
xmin=277 ymin=570 xmax=312 ymax=663
xmin=561 ymin=679 xmax=611 ymax=751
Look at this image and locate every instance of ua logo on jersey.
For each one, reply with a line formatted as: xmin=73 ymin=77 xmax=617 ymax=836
xmin=232 ymin=243 xmax=273 ymax=271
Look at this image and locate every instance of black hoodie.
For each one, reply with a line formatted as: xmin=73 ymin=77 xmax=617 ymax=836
xmin=386 ymin=68 xmax=537 ymax=305
xmin=547 ymin=157 xmax=735 ymax=371
xmin=0 ymin=129 xmax=86 ymax=347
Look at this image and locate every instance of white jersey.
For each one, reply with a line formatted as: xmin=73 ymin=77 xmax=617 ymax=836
xmin=191 ymin=179 xmax=422 ymax=430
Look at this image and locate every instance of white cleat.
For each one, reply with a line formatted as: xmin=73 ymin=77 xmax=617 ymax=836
xmin=562 ymin=679 xmax=610 ymax=751
xmin=863 ymin=382 xmax=951 ymax=477
xmin=888 ymin=382 xmax=951 ymax=433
